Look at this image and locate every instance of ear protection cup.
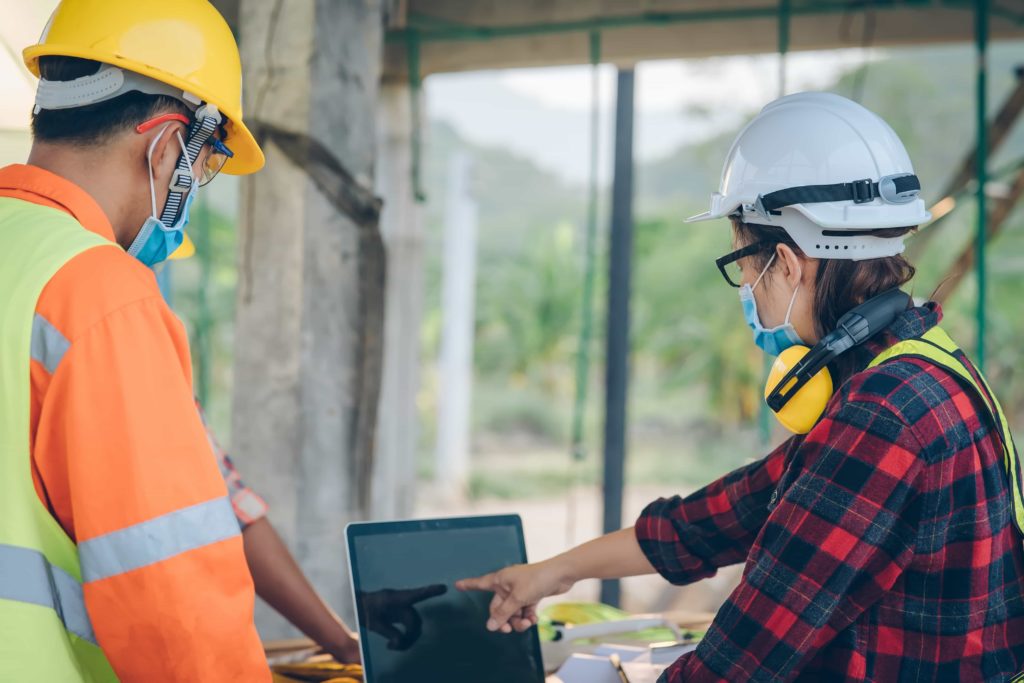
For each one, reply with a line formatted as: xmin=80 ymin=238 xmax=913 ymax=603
xmin=762 ymin=288 xmax=911 ymax=434
xmin=765 ymin=345 xmax=833 ymax=434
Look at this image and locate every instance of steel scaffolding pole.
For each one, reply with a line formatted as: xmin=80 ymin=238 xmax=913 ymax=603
xmin=600 ymin=68 xmax=635 ymax=608
xmin=975 ymin=0 xmax=989 ymax=369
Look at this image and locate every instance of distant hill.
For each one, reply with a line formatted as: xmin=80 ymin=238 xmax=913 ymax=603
xmin=419 ymin=40 xmax=1024 ymax=441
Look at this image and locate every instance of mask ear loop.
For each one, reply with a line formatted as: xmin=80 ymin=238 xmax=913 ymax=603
xmin=174 ymin=130 xmax=197 ymax=188
xmin=752 ymin=252 xmax=777 ymax=291
xmin=145 ymin=125 xmax=172 ymax=218
xmin=783 ymin=283 xmax=801 ymax=325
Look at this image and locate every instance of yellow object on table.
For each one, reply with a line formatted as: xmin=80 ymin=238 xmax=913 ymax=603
xmin=271 ymin=657 xmax=363 ymax=682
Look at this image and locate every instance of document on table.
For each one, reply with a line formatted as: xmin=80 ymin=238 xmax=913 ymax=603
xmin=620 ymin=661 xmax=665 ymax=683
xmin=549 ymin=641 xmax=698 ymax=683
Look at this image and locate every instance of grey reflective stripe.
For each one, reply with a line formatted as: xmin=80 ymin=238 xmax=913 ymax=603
xmin=0 ymin=543 xmax=97 ymax=644
xmin=79 ymin=497 xmax=240 ymax=583
xmin=30 ymin=313 xmax=70 ymax=374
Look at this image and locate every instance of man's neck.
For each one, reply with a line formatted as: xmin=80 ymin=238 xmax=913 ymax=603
xmin=27 ymin=142 xmax=136 ymax=249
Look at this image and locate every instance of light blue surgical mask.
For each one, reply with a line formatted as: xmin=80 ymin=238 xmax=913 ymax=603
xmin=739 ymin=252 xmax=804 ymax=356
xmin=127 ymin=128 xmax=197 ymax=267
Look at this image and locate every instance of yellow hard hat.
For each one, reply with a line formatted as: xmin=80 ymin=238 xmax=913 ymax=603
xmin=23 ymin=0 xmax=264 ymax=175
xmin=169 ymin=232 xmax=196 ymax=260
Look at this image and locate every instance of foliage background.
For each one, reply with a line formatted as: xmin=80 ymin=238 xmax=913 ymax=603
xmin=173 ymin=42 xmax=1024 ymax=500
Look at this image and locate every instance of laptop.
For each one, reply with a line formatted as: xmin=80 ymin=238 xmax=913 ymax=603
xmin=346 ymin=514 xmax=545 ymax=683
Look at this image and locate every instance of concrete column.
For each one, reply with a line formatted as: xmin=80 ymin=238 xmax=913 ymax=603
xmin=435 ymin=152 xmax=478 ymax=503
xmin=371 ymin=83 xmax=425 ymax=520
xmin=234 ymin=0 xmax=385 ymax=638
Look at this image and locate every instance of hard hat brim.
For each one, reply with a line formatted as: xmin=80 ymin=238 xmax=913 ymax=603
xmin=684 ymin=210 xmax=717 ymax=223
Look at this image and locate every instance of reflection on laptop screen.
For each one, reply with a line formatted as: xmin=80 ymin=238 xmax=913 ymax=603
xmin=347 ymin=516 xmax=544 ymax=683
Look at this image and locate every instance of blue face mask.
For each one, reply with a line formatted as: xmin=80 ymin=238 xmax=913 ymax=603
xmin=738 ymin=252 xmax=804 ymax=356
xmin=127 ymin=128 xmax=197 ymax=267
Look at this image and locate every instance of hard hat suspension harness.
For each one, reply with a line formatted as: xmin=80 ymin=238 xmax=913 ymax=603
xmin=34 ymin=63 xmax=203 ymax=114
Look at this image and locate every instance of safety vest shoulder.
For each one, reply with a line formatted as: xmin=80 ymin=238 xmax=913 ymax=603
xmin=0 ymin=197 xmax=119 ymax=682
xmin=868 ymin=326 xmax=1024 ymax=537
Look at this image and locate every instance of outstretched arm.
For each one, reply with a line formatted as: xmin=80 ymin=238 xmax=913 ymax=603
xmin=243 ymin=517 xmax=362 ymax=664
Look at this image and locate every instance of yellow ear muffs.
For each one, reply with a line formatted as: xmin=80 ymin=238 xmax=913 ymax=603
xmin=765 ymin=345 xmax=834 ymax=434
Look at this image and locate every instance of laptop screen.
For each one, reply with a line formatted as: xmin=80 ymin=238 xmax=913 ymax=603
xmin=347 ymin=515 xmax=545 ymax=683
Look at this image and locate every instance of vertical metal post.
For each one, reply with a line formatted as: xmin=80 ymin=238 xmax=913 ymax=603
xmin=407 ymin=30 xmax=427 ymax=202
xmin=975 ymin=0 xmax=989 ymax=370
xmin=760 ymin=0 xmax=791 ymax=446
xmin=571 ymin=31 xmax=602 ymax=463
xmin=600 ymin=68 xmax=635 ymax=608
xmin=195 ymin=196 xmax=212 ymax=408
xmin=778 ymin=0 xmax=790 ymax=95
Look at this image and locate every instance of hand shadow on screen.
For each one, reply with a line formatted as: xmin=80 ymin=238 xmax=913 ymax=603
xmin=362 ymin=587 xmax=543 ymax=683
xmin=358 ymin=584 xmax=448 ymax=651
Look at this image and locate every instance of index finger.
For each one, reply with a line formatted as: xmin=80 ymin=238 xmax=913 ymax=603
xmin=455 ymin=573 xmax=498 ymax=592
xmin=403 ymin=583 xmax=448 ymax=604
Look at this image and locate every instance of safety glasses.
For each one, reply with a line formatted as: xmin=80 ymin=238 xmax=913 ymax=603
xmin=715 ymin=240 xmax=776 ymax=288
xmin=136 ymin=113 xmax=234 ymax=186
xmin=200 ymin=132 xmax=234 ymax=186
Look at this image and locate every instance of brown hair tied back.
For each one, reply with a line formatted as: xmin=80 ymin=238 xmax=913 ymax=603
xmin=730 ymin=217 xmax=917 ymax=385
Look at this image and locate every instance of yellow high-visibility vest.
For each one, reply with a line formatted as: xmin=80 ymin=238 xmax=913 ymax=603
xmin=869 ymin=326 xmax=1024 ymax=537
xmin=0 ymin=197 xmax=119 ymax=682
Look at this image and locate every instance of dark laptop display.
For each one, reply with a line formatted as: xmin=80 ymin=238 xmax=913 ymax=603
xmin=347 ymin=515 xmax=545 ymax=683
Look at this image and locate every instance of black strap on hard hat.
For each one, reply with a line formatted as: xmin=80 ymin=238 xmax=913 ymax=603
xmin=758 ymin=173 xmax=921 ymax=214
xmin=765 ymin=288 xmax=911 ymax=412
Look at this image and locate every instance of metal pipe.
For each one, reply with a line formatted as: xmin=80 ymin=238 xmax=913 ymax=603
xmin=406 ymin=29 xmax=426 ymax=202
xmin=571 ymin=31 xmax=603 ymax=464
xmin=386 ymin=1 xmax=1021 ymax=45
xmin=601 ymin=68 xmax=635 ymax=608
xmin=975 ymin=0 xmax=989 ymax=369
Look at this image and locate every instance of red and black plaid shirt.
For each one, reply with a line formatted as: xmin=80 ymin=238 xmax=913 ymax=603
xmin=636 ymin=302 xmax=1024 ymax=681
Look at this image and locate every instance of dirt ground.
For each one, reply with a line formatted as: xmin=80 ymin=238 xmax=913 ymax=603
xmin=416 ymin=483 xmax=743 ymax=618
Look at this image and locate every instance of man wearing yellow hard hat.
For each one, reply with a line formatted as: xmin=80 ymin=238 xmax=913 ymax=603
xmin=0 ymin=1 xmax=316 ymax=680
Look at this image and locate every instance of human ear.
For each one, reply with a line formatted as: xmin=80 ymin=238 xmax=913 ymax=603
xmin=775 ymin=243 xmax=804 ymax=289
xmin=147 ymin=124 xmax=186 ymax=190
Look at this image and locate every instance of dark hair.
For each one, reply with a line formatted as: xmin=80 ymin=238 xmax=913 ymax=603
xmin=731 ymin=217 xmax=917 ymax=384
xmin=31 ymin=56 xmax=190 ymax=145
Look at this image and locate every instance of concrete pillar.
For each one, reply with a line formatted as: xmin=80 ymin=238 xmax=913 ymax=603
xmin=234 ymin=0 xmax=385 ymax=638
xmin=435 ymin=152 xmax=478 ymax=503
xmin=371 ymin=83 xmax=425 ymax=520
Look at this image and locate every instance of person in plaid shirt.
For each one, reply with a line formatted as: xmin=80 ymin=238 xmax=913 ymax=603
xmin=458 ymin=93 xmax=1024 ymax=681
xmin=198 ymin=402 xmax=362 ymax=664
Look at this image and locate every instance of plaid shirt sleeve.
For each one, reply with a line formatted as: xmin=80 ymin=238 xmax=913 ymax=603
xmin=635 ymin=435 xmax=798 ymax=585
xmin=657 ymin=391 xmax=926 ymax=682
xmin=195 ymin=400 xmax=270 ymax=529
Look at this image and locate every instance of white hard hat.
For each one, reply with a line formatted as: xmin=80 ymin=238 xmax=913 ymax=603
xmin=688 ymin=92 xmax=930 ymax=260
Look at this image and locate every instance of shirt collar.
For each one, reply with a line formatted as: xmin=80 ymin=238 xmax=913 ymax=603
xmin=0 ymin=164 xmax=117 ymax=242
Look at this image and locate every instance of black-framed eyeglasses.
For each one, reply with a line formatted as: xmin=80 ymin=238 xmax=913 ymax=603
xmin=715 ymin=240 xmax=775 ymax=288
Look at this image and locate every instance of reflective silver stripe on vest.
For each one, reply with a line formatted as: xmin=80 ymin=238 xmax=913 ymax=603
xmin=30 ymin=313 xmax=70 ymax=374
xmin=79 ymin=497 xmax=240 ymax=583
xmin=0 ymin=543 xmax=97 ymax=644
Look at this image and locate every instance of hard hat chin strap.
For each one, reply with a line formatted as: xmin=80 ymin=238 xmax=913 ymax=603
xmin=753 ymin=173 xmax=921 ymax=219
xmin=160 ymin=104 xmax=220 ymax=226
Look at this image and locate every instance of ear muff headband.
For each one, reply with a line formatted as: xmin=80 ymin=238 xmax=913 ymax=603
xmin=764 ymin=288 xmax=911 ymax=433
